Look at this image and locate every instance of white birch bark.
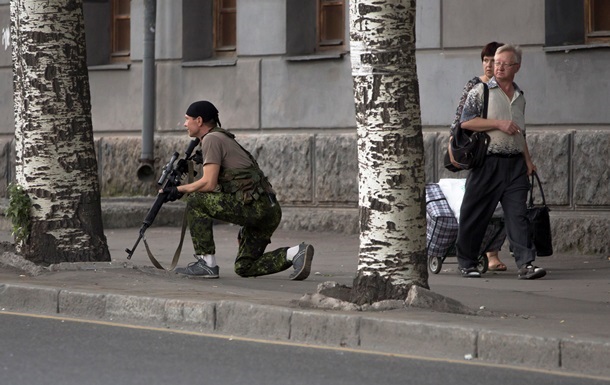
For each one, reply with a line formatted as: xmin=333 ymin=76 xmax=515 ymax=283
xmin=10 ymin=0 xmax=110 ymax=263
xmin=349 ymin=0 xmax=428 ymax=304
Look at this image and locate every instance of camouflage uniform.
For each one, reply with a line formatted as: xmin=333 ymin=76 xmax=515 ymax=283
xmin=186 ymin=128 xmax=292 ymax=277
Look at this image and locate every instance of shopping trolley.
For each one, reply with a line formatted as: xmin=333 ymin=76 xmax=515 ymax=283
xmin=425 ymin=183 xmax=505 ymax=274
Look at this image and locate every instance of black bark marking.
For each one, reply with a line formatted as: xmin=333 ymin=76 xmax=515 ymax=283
xmin=369 ymin=197 xmax=391 ymax=212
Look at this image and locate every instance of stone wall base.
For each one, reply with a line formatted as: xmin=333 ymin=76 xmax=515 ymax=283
xmin=0 ymin=128 xmax=608 ymax=256
xmin=0 ymin=198 xmax=606 ymax=255
xmin=97 ymin=199 xmax=606 ymax=255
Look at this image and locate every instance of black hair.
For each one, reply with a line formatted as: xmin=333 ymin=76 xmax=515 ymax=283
xmin=481 ymin=41 xmax=504 ymax=61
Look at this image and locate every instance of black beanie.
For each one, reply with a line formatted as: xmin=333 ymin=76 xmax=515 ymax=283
xmin=186 ymin=101 xmax=220 ymax=126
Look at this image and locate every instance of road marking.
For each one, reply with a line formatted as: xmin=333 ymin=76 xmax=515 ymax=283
xmin=2 ymin=310 xmax=609 ymax=382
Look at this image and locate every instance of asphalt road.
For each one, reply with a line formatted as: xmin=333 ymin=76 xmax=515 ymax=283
xmin=1 ymin=312 xmax=608 ymax=385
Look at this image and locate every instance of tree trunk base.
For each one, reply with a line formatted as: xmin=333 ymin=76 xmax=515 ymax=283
xmin=24 ymin=229 xmax=111 ymax=265
xmin=350 ymin=271 xmax=414 ymax=306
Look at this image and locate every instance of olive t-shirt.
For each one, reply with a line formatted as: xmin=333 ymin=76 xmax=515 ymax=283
xmin=200 ymin=131 xmax=253 ymax=169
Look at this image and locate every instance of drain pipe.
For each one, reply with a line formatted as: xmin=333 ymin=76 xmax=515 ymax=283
xmin=137 ymin=0 xmax=157 ymax=181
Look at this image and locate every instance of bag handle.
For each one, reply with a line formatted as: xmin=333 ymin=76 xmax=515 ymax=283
xmin=528 ymin=171 xmax=547 ymax=208
xmin=458 ymin=83 xmax=489 ymax=137
xmin=482 ymin=83 xmax=489 ymax=119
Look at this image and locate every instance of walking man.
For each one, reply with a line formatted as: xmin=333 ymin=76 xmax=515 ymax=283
xmin=456 ymin=45 xmax=546 ymax=280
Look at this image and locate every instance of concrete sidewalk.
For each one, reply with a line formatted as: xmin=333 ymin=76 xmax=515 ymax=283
xmin=0 ymin=224 xmax=609 ymax=379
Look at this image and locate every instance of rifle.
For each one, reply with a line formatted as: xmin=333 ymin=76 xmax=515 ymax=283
xmin=125 ymin=138 xmax=201 ymax=262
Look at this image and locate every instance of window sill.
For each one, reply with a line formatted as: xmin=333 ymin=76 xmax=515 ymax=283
xmin=543 ymin=43 xmax=610 ymax=53
xmin=88 ymin=63 xmax=131 ymax=71
xmin=182 ymin=58 xmax=238 ymax=67
xmin=285 ymin=52 xmax=346 ymax=62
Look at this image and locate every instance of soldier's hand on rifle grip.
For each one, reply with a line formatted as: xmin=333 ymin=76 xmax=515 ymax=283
xmin=162 ymin=185 xmax=183 ymax=202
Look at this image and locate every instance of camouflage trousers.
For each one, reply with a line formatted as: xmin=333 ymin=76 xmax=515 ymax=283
xmin=186 ymin=191 xmax=291 ymax=277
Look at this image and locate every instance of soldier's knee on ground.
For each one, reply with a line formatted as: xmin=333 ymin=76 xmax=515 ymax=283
xmin=234 ymin=260 xmax=254 ymax=277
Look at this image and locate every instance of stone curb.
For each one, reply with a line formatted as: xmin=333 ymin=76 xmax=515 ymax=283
xmin=1 ymin=282 xmax=609 ymax=378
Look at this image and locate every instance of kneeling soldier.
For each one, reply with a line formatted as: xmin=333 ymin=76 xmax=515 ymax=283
xmin=164 ymin=101 xmax=314 ymax=280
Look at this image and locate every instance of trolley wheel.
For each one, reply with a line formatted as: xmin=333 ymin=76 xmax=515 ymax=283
xmin=477 ymin=253 xmax=489 ymax=274
xmin=429 ymin=256 xmax=442 ymax=274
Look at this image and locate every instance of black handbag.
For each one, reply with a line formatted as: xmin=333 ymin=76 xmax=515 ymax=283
xmin=444 ymin=83 xmax=490 ymax=172
xmin=526 ymin=171 xmax=553 ymax=257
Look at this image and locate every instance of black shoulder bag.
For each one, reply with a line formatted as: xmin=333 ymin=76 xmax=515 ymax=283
xmin=444 ymin=83 xmax=491 ymax=172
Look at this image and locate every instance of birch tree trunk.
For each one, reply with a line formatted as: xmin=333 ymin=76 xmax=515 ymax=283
xmin=10 ymin=0 xmax=110 ymax=264
xmin=349 ymin=0 xmax=428 ymax=305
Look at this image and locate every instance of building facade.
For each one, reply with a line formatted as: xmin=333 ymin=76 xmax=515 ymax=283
xmin=0 ymin=0 xmax=608 ymax=254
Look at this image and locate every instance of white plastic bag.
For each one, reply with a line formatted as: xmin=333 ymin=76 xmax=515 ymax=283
xmin=437 ymin=179 xmax=466 ymax=223
xmin=437 ymin=178 xmax=503 ymax=223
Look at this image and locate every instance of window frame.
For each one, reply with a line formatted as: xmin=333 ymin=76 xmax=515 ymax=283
xmin=317 ymin=0 xmax=346 ymax=51
xmin=214 ymin=0 xmax=237 ymax=56
xmin=585 ymin=0 xmax=610 ymax=44
xmin=111 ymin=0 xmax=131 ymax=62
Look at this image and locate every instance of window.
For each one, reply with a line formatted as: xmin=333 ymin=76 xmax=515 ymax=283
xmin=83 ymin=0 xmax=129 ymax=66
xmin=585 ymin=0 xmax=610 ymax=43
xmin=286 ymin=0 xmax=346 ymax=56
xmin=544 ymin=0 xmax=610 ymax=49
xmin=111 ymin=0 xmax=130 ymax=62
xmin=215 ymin=0 xmax=236 ymax=55
xmin=318 ymin=0 xmax=345 ymax=50
xmin=182 ymin=0 xmax=236 ymax=62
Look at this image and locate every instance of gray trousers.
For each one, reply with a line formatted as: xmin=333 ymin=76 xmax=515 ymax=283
xmin=456 ymin=155 xmax=536 ymax=269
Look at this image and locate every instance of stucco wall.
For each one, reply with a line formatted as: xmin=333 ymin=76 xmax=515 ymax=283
xmin=1 ymin=1 xmax=609 ymax=129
